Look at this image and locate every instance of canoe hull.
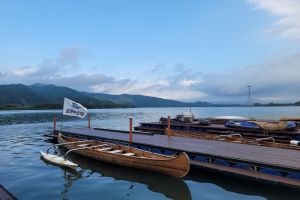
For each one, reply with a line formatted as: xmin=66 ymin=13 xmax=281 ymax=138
xmin=58 ymin=135 xmax=190 ymax=178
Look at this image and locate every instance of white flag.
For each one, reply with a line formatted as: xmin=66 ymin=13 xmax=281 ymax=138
xmin=63 ymin=98 xmax=88 ymax=118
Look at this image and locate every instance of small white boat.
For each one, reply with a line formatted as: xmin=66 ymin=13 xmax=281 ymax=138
xmin=40 ymin=151 xmax=78 ymax=169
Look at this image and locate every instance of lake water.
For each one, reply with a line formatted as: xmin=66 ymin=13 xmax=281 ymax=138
xmin=1 ymin=107 xmax=300 ymax=200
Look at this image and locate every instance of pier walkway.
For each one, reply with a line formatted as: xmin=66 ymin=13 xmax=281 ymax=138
xmin=54 ymin=127 xmax=300 ymax=188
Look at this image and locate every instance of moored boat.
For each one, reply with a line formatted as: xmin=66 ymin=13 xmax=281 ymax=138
xmin=40 ymin=151 xmax=78 ymax=169
xmin=42 ymin=134 xmax=190 ymax=178
xmin=225 ymin=120 xmax=261 ymax=129
xmin=225 ymin=120 xmax=297 ymax=131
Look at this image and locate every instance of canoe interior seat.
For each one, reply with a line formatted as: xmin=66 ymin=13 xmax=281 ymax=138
xmin=97 ymin=147 xmax=112 ymax=151
xmin=77 ymin=144 xmax=90 ymax=147
xmin=109 ymin=150 xmax=124 ymax=154
xmin=123 ymin=153 xmax=135 ymax=156
xmin=97 ymin=144 xmax=108 ymax=147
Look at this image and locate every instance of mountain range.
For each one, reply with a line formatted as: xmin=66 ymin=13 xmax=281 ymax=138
xmin=0 ymin=83 xmax=214 ymax=109
xmin=1 ymin=83 xmax=299 ymax=109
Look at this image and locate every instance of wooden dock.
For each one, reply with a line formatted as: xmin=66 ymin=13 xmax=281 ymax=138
xmin=0 ymin=185 xmax=17 ymax=200
xmin=135 ymin=122 xmax=300 ymax=142
xmin=54 ymin=127 xmax=300 ymax=188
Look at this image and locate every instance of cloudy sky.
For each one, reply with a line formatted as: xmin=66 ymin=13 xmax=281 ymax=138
xmin=1 ymin=0 xmax=300 ymax=103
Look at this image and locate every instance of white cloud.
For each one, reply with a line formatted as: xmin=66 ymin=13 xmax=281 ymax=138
xmin=156 ymin=80 xmax=170 ymax=87
xmin=257 ymin=96 xmax=288 ymax=102
xmin=201 ymin=53 xmax=300 ymax=103
xmin=91 ymin=78 xmax=206 ymax=100
xmin=0 ymin=55 xmax=207 ymax=100
xmin=10 ymin=66 xmax=35 ymax=77
xmin=248 ymin=0 xmax=300 ymax=39
xmin=2 ymin=46 xmax=300 ymax=103
xmin=142 ymin=89 xmax=207 ymax=100
xmin=180 ymin=79 xmax=202 ymax=86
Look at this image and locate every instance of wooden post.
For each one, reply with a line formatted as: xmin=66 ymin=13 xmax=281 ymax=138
xmin=88 ymin=113 xmax=91 ymax=129
xmin=53 ymin=114 xmax=57 ymax=130
xmin=167 ymin=115 xmax=171 ymax=136
xmin=129 ymin=118 xmax=133 ymax=144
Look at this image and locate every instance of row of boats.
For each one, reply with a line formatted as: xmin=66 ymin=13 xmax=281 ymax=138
xmin=160 ymin=112 xmax=298 ymax=131
xmin=136 ymin=113 xmax=300 ymax=144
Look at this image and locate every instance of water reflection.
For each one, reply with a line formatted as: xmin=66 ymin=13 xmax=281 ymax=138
xmin=55 ymin=149 xmax=192 ymax=200
xmin=61 ymin=169 xmax=96 ymax=200
xmin=41 ymin=146 xmax=300 ymax=200
xmin=186 ymin=169 xmax=300 ymax=200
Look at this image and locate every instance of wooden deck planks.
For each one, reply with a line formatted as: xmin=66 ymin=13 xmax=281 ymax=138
xmin=60 ymin=128 xmax=300 ymax=173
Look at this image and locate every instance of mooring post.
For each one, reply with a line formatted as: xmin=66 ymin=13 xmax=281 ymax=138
xmin=167 ymin=115 xmax=171 ymax=136
xmin=53 ymin=114 xmax=57 ymax=130
xmin=129 ymin=118 xmax=133 ymax=144
xmin=88 ymin=113 xmax=91 ymax=129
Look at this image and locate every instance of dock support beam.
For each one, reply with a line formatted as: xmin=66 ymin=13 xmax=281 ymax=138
xmin=166 ymin=115 xmax=171 ymax=136
xmin=88 ymin=113 xmax=91 ymax=129
xmin=53 ymin=114 xmax=57 ymax=130
xmin=129 ymin=118 xmax=133 ymax=144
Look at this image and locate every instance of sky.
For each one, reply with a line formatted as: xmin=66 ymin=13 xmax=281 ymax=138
xmin=1 ymin=0 xmax=300 ymax=103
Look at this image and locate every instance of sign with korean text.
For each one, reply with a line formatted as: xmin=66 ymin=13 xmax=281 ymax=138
xmin=63 ymin=98 xmax=87 ymax=118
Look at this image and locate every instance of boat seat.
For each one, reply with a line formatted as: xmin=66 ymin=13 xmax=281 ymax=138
xmin=109 ymin=150 xmax=124 ymax=154
xmin=123 ymin=153 xmax=135 ymax=156
xmin=97 ymin=147 xmax=112 ymax=151
xmin=97 ymin=144 xmax=108 ymax=147
xmin=77 ymin=144 xmax=90 ymax=147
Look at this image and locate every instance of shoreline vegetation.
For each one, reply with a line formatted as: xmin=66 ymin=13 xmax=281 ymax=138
xmin=1 ymin=102 xmax=300 ymax=110
xmin=1 ymin=83 xmax=300 ymax=110
xmin=0 ymin=104 xmax=131 ymax=110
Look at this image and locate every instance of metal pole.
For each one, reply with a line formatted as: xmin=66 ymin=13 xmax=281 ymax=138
xmin=88 ymin=113 xmax=91 ymax=129
xmin=129 ymin=118 xmax=133 ymax=144
xmin=167 ymin=115 xmax=171 ymax=136
xmin=61 ymin=107 xmax=64 ymax=131
xmin=247 ymin=85 xmax=252 ymax=107
xmin=53 ymin=114 xmax=57 ymax=130
xmin=61 ymin=115 xmax=63 ymax=131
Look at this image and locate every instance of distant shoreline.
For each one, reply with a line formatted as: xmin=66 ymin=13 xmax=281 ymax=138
xmin=0 ymin=105 xmax=131 ymax=110
xmin=1 ymin=104 xmax=299 ymax=111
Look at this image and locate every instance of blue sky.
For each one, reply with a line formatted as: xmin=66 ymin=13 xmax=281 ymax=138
xmin=1 ymin=0 xmax=300 ymax=103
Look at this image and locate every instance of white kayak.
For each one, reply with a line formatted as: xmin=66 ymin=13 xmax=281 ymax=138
xmin=40 ymin=151 xmax=78 ymax=169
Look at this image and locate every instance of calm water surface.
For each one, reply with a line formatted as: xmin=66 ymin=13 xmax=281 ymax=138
xmin=1 ymin=107 xmax=300 ymax=200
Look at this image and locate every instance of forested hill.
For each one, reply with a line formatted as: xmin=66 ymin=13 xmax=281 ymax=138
xmin=0 ymin=83 xmax=213 ymax=109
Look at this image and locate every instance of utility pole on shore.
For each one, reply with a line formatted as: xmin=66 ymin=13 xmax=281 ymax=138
xmin=247 ymin=85 xmax=253 ymax=107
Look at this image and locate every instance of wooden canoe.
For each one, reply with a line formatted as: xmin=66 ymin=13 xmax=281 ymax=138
xmin=58 ymin=134 xmax=190 ymax=178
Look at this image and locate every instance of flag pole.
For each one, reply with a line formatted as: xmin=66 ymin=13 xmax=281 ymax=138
xmin=88 ymin=113 xmax=91 ymax=129
xmin=61 ymin=109 xmax=63 ymax=131
xmin=61 ymin=100 xmax=64 ymax=131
